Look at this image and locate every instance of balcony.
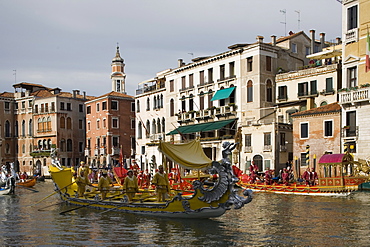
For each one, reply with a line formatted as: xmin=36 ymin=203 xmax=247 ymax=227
xmin=94 ymin=148 xmax=99 ymax=156
xmin=195 ymin=109 xmax=214 ymax=120
xmin=177 ymin=112 xmax=195 ymax=123
xmin=100 ymin=147 xmax=106 ymax=155
xmin=345 ymin=28 xmax=358 ymax=44
xmin=245 ymin=146 xmax=253 ymax=153
xmin=263 ymin=145 xmax=272 ymax=152
xmin=111 ymin=147 xmax=120 ymax=155
xmin=342 ymin=126 xmax=358 ymax=139
xmin=280 ymin=145 xmax=287 ymax=152
xmin=84 ymin=149 xmax=90 ymax=156
xmin=215 ymin=105 xmax=236 ymax=117
xmin=339 ymin=87 xmax=370 ymax=105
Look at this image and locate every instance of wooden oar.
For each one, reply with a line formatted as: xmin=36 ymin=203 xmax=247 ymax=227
xmin=59 ymin=194 xmax=122 ymax=215
xmin=37 ymin=201 xmax=66 ymax=211
xmin=27 ymin=181 xmax=75 ymax=207
xmin=16 ymin=185 xmax=39 ymax=193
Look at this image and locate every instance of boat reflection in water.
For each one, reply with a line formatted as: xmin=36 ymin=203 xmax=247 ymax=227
xmin=1 ymin=181 xmax=370 ymax=246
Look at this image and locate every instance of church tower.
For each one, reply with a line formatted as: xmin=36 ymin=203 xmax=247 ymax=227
xmin=111 ymin=44 xmax=126 ymax=93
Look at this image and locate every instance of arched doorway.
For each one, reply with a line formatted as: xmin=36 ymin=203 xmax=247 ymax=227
xmin=35 ymin=160 xmax=42 ymax=176
xmin=253 ymin=155 xmax=263 ymax=171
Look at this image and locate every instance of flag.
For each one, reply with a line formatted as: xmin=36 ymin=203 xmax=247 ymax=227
xmin=119 ymin=145 xmax=123 ymax=168
xmin=366 ymin=26 xmax=370 ymax=73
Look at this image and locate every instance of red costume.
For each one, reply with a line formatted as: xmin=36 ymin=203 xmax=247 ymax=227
xmin=302 ymin=169 xmax=311 ymax=186
xmin=281 ymin=169 xmax=289 ymax=185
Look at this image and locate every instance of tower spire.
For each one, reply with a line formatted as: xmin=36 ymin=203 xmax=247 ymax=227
xmin=111 ymin=43 xmax=126 ymax=93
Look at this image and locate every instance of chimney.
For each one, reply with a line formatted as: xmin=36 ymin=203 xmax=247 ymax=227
xmin=336 ymin=37 xmax=342 ymax=45
xmin=178 ymin=59 xmax=184 ymax=67
xmin=271 ymin=35 xmax=276 ymax=46
xmin=256 ymin=35 xmax=264 ymax=43
xmin=320 ymin=33 xmax=325 ymax=51
xmin=310 ymin=30 xmax=315 ymax=54
xmin=83 ymin=91 xmax=86 ymax=99
xmin=72 ymin=90 xmax=79 ymax=98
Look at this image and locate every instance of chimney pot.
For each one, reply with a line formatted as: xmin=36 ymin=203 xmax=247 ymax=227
xmin=271 ymin=35 xmax=276 ymax=46
xmin=257 ymin=35 xmax=264 ymax=43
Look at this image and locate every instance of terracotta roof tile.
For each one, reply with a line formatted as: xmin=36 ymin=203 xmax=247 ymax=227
xmin=292 ymin=102 xmax=341 ymax=117
xmin=98 ymin=91 xmax=134 ymax=99
xmin=0 ymin=92 xmax=15 ymax=98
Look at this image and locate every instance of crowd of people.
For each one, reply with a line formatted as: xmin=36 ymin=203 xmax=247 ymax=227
xmin=74 ymin=161 xmax=173 ymax=203
xmin=246 ymin=161 xmax=318 ymax=186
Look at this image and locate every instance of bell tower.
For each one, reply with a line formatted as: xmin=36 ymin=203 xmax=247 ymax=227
xmin=111 ymin=44 xmax=126 ymax=93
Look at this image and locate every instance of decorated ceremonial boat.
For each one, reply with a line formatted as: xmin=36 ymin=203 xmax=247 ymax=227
xmin=49 ymin=140 xmax=252 ymax=218
xmin=0 ymin=164 xmax=16 ymax=195
xmin=238 ymin=152 xmax=370 ymax=197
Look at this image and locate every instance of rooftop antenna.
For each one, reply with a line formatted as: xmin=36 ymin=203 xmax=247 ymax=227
xmin=295 ymin=10 xmax=301 ymax=30
xmin=13 ymin=69 xmax=16 ymax=83
xmin=280 ymin=9 xmax=287 ymax=36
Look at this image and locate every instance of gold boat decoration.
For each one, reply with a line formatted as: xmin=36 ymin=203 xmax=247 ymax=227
xmin=49 ymin=140 xmax=252 ymax=218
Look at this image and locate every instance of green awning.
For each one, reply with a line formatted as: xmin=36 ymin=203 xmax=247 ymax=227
xmin=167 ymin=119 xmax=235 ymax=135
xmin=211 ymin=87 xmax=236 ymax=101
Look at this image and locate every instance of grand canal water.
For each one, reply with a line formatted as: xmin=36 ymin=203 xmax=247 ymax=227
xmin=2 ymin=180 xmax=370 ymax=246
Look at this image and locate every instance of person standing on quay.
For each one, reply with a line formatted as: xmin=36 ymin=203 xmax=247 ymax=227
xmin=151 ymin=165 xmax=170 ymax=202
xmin=98 ymin=170 xmax=113 ymax=200
xmin=123 ymin=170 xmax=138 ymax=202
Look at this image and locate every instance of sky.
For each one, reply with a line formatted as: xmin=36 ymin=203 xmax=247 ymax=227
xmin=0 ymin=0 xmax=342 ymax=97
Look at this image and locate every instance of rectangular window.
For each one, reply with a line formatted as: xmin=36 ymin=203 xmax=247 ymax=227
xmin=189 ymin=74 xmax=194 ymax=88
xmin=326 ymin=77 xmax=333 ymax=93
xmin=28 ymin=100 xmax=33 ymax=108
xmin=278 ymin=86 xmax=287 ymax=100
xmin=5 ymin=102 xmax=10 ymax=110
xmin=66 ymin=103 xmax=71 ymax=111
xmin=346 ymin=111 xmax=356 ymax=137
xmin=219 ymin=65 xmax=225 ymax=80
xmin=45 ymin=103 xmax=48 ymax=112
xmin=229 ymin=62 xmax=235 ymax=77
xmin=300 ymin=123 xmax=309 ymax=139
xmin=96 ymin=103 xmax=100 ymax=112
xmin=305 ymin=47 xmax=310 ymax=55
xmin=347 ymin=5 xmax=358 ymax=30
xmin=131 ymin=119 xmax=135 ymax=129
xmin=245 ymin=134 xmax=251 ymax=146
xmin=324 ymin=120 xmax=333 ymax=137
xmin=86 ymin=105 xmax=91 ymax=114
xmin=111 ymin=101 xmax=118 ymax=110
xmin=51 ymin=102 xmax=55 ymax=112
xmin=79 ymin=119 xmax=83 ymax=129
xmin=264 ymin=133 xmax=271 ymax=145
xmin=280 ymin=133 xmax=286 ymax=146
xmin=131 ymin=102 xmax=135 ymax=112
xmin=40 ymin=104 xmax=44 ymax=113
xmin=79 ymin=104 xmax=84 ymax=112
xmin=264 ymin=160 xmax=271 ymax=170
xmin=292 ymin=43 xmax=297 ymax=53
xmin=208 ymin=68 xmax=213 ymax=83
xmin=310 ymin=80 xmax=317 ymax=95
xmin=170 ymin=80 xmax=174 ymax=92
xmin=181 ymin=76 xmax=186 ymax=90
xmin=79 ymin=142 xmax=83 ymax=153
xmin=112 ymin=118 xmax=119 ymax=128
xmin=298 ymin=82 xmax=308 ymax=97
xmin=266 ymin=56 xmax=272 ymax=71
xmin=200 ymin=71 xmax=205 ymax=85
xmin=141 ymin=145 xmax=145 ymax=155
xmin=22 ymin=101 xmax=25 ymax=109
xmin=102 ymin=101 xmax=107 ymax=110
xmin=348 ymin=67 xmax=357 ymax=88
xmin=247 ymin=57 xmax=253 ymax=72
xmin=300 ymin=153 xmax=307 ymax=166
xmin=113 ymin=136 xmax=119 ymax=147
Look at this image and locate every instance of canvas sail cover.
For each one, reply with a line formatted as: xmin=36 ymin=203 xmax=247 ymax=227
xmin=158 ymin=140 xmax=212 ymax=169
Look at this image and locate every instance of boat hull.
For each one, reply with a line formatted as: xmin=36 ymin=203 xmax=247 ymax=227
xmin=17 ymin=178 xmax=37 ymax=187
xmin=0 ymin=187 xmax=11 ymax=195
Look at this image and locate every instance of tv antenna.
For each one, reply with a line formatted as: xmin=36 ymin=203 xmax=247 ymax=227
xmin=280 ymin=9 xmax=287 ymax=36
xmin=295 ymin=10 xmax=301 ymax=30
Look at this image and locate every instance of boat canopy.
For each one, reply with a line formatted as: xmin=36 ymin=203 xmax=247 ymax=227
xmin=158 ymin=140 xmax=212 ymax=169
xmin=318 ymin=153 xmax=354 ymax=166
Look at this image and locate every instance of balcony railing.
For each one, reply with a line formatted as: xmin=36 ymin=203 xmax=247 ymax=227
xmin=342 ymin=126 xmax=359 ymax=139
xmin=263 ymin=145 xmax=272 ymax=152
xmin=345 ymin=28 xmax=358 ymax=44
xmin=245 ymin=146 xmax=253 ymax=153
xmin=111 ymin=147 xmax=120 ymax=155
xmin=339 ymin=87 xmax=370 ymax=105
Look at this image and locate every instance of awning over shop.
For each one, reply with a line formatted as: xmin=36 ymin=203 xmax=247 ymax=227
xmin=211 ymin=87 xmax=235 ymax=101
xmin=167 ymin=119 xmax=235 ymax=135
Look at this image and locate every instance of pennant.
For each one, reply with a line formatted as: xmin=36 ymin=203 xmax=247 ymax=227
xmin=366 ymin=26 xmax=370 ymax=73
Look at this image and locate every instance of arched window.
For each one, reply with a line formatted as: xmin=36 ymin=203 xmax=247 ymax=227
xmin=5 ymin=143 xmax=10 ymax=154
xmin=208 ymin=90 xmax=213 ymax=108
xmin=189 ymin=94 xmax=194 ymax=111
xmin=42 ymin=117 xmax=47 ymax=132
xmin=60 ymin=139 xmax=65 ymax=152
xmin=5 ymin=120 xmax=11 ymax=137
xmin=138 ymin=121 xmax=142 ymax=139
xmin=170 ymin=99 xmax=174 ymax=116
xmin=22 ymin=120 xmax=26 ymax=137
xmin=247 ymin=80 xmax=253 ymax=102
xmin=157 ymin=118 xmax=161 ymax=133
xmin=29 ymin=119 xmax=33 ymax=136
xmin=67 ymin=139 xmax=72 ymax=152
xmin=162 ymin=118 xmax=165 ymax=133
xmin=47 ymin=117 xmax=51 ymax=131
xmin=181 ymin=96 xmax=186 ymax=112
xmin=229 ymin=85 xmax=235 ymax=104
xmin=266 ymin=79 xmax=273 ymax=102
xmin=153 ymin=96 xmax=157 ymax=109
xmin=22 ymin=144 xmax=25 ymax=154
xmin=146 ymin=98 xmax=150 ymax=110
xmin=320 ymin=101 xmax=328 ymax=106
xmin=60 ymin=116 xmax=65 ymax=129
xmin=15 ymin=121 xmax=18 ymax=137
xmin=29 ymin=144 xmax=33 ymax=153
xmin=38 ymin=140 xmax=42 ymax=149
xmin=136 ymin=100 xmax=140 ymax=112
xmin=146 ymin=120 xmax=150 ymax=138
xmin=66 ymin=117 xmax=72 ymax=129
xmin=48 ymin=139 xmax=51 ymax=150
xmin=152 ymin=119 xmax=156 ymax=134
xmin=199 ymin=92 xmax=205 ymax=110
xmin=160 ymin=94 xmax=163 ymax=108
xmin=37 ymin=118 xmax=43 ymax=132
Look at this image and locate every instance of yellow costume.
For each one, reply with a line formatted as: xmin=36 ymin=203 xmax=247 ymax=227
xmin=78 ymin=166 xmax=91 ymax=177
xmin=75 ymin=175 xmax=91 ymax=197
xmin=152 ymin=171 xmax=170 ymax=202
xmin=98 ymin=175 xmax=112 ymax=200
xmin=123 ymin=175 xmax=139 ymax=202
